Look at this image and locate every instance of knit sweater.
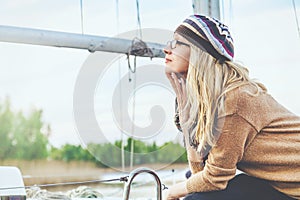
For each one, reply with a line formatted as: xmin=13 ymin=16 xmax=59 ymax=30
xmin=185 ymin=84 xmax=300 ymax=199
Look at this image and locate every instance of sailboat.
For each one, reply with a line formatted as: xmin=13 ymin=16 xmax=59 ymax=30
xmin=0 ymin=0 xmax=299 ymax=199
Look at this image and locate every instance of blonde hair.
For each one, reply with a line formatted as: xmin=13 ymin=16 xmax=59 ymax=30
xmin=182 ymin=43 xmax=267 ymax=154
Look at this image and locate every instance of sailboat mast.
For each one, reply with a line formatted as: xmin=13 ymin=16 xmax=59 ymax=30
xmin=192 ymin=0 xmax=221 ymax=19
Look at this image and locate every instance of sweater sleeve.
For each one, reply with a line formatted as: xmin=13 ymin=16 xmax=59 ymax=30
xmin=186 ymin=113 xmax=258 ymax=193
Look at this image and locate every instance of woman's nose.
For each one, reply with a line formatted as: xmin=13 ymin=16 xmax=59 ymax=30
xmin=163 ymin=47 xmax=171 ymax=55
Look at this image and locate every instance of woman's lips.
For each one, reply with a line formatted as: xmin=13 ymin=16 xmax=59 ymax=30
xmin=165 ymin=58 xmax=172 ymax=63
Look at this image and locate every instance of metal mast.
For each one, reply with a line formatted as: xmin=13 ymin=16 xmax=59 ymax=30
xmin=192 ymin=0 xmax=221 ymax=19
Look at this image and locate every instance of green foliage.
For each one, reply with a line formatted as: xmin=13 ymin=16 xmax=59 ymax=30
xmin=50 ymin=144 xmax=95 ymax=162
xmin=85 ymin=138 xmax=187 ymax=167
xmin=87 ymin=143 xmax=121 ymax=167
xmin=50 ymin=138 xmax=187 ymax=167
xmin=0 ymin=98 xmax=49 ymax=160
xmin=158 ymin=142 xmax=187 ymax=163
xmin=0 ymin=99 xmax=14 ymax=159
xmin=0 ymin=98 xmax=187 ymax=166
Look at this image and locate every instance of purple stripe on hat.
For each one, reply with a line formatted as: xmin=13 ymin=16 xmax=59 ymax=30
xmin=189 ymin=15 xmax=233 ymax=56
xmin=200 ymin=16 xmax=234 ymax=57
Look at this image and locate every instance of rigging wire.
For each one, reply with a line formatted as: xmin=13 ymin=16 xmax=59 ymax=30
xmin=115 ymin=0 xmax=125 ymax=172
xmin=115 ymin=0 xmax=120 ymax=33
xmin=229 ymin=0 xmax=233 ymax=27
xmin=129 ymin=71 xmax=136 ymax=170
xmin=129 ymin=0 xmax=144 ymax=169
xmin=227 ymin=0 xmax=234 ymax=35
xmin=128 ymin=52 xmax=137 ymax=169
xmin=221 ymin=0 xmax=225 ymax=21
xmin=292 ymin=0 xmax=300 ymax=38
xmin=80 ymin=0 xmax=84 ymax=34
xmin=0 ymin=176 xmax=128 ymax=191
xmin=136 ymin=0 xmax=143 ymax=39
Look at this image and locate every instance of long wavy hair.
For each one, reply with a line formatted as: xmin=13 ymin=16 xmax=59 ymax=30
xmin=181 ymin=43 xmax=267 ymax=155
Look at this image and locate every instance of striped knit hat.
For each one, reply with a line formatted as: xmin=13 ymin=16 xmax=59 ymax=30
xmin=175 ymin=15 xmax=234 ymax=61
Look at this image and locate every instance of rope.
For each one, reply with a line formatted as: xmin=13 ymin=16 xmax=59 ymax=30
xmin=127 ymin=37 xmax=154 ymax=77
xmin=26 ymin=186 xmax=103 ymax=200
xmin=26 ymin=187 xmax=71 ymax=200
xmin=127 ymin=54 xmax=136 ymax=74
xmin=128 ymin=37 xmax=154 ymax=58
xmin=292 ymin=0 xmax=300 ymax=38
xmin=67 ymin=186 xmax=103 ymax=198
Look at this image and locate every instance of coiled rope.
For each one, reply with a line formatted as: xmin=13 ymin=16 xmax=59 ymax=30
xmin=26 ymin=186 xmax=103 ymax=200
xmin=0 ymin=176 xmax=127 ymax=199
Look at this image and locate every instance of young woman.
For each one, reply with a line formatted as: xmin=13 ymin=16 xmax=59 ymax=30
xmin=163 ymin=15 xmax=300 ymax=200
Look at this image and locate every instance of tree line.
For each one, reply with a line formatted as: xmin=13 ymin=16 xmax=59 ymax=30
xmin=0 ymin=98 xmax=187 ymax=167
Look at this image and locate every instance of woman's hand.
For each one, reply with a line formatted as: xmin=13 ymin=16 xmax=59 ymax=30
xmin=162 ymin=181 xmax=188 ymax=200
xmin=165 ymin=68 xmax=190 ymax=128
xmin=166 ymin=68 xmax=204 ymax=163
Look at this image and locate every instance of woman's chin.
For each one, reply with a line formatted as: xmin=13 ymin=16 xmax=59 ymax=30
xmin=165 ymin=65 xmax=181 ymax=73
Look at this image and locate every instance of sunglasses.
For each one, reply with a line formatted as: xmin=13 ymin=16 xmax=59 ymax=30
xmin=166 ymin=39 xmax=190 ymax=49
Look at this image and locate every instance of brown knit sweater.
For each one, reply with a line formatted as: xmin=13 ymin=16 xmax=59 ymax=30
xmin=185 ymin=84 xmax=300 ymax=199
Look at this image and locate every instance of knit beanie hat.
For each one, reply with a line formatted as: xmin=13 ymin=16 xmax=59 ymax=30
xmin=175 ymin=14 xmax=234 ymax=61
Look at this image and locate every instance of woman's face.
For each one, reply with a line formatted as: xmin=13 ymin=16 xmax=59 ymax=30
xmin=163 ymin=33 xmax=190 ymax=74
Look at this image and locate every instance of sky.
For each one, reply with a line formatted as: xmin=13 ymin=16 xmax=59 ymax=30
xmin=0 ymin=0 xmax=299 ymax=147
